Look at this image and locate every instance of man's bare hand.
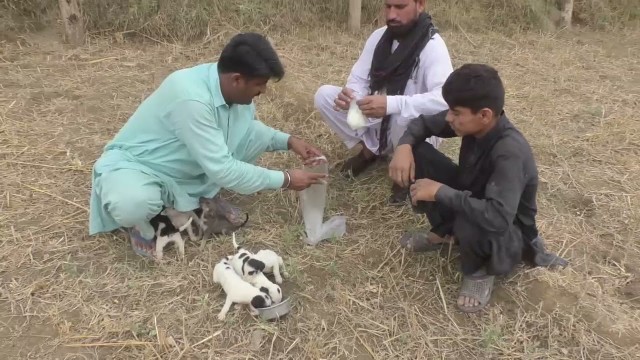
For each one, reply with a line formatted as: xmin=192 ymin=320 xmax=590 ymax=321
xmin=409 ymin=179 xmax=443 ymax=204
xmin=288 ymin=136 xmax=324 ymax=163
xmin=389 ymin=144 xmax=415 ymax=188
xmin=333 ymin=87 xmax=356 ymax=111
xmin=285 ymin=169 xmax=328 ymax=191
xmin=357 ymin=95 xmax=387 ymax=118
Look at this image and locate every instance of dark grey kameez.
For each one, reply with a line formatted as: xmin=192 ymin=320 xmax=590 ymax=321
xmin=399 ymin=110 xmax=564 ymax=276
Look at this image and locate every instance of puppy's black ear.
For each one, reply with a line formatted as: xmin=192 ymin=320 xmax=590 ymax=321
xmin=248 ymin=259 xmax=265 ymax=272
xmin=251 ymin=295 xmax=268 ymax=309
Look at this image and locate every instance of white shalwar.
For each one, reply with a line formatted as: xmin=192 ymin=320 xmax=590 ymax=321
xmin=314 ymin=27 xmax=454 ymax=156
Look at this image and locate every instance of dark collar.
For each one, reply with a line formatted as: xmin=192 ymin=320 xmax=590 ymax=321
xmin=476 ymin=111 xmax=510 ymax=149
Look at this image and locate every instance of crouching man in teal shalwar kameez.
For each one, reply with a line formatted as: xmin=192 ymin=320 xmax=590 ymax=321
xmin=89 ymin=33 xmax=328 ymax=258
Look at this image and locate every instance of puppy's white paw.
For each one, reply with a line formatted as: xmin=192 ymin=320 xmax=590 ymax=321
xmin=275 ymin=276 xmax=283 ymax=284
xmin=217 ymin=313 xmax=226 ymax=321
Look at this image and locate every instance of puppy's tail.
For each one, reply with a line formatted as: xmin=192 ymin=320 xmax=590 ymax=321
xmin=232 ymin=232 xmax=241 ymax=250
xmin=178 ymin=216 xmax=193 ymax=232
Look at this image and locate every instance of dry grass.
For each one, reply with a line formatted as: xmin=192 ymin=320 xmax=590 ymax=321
xmin=1 ymin=21 xmax=640 ymax=359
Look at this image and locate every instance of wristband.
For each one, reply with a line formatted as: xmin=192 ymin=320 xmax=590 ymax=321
xmin=283 ymin=170 xmax=292 ymax=189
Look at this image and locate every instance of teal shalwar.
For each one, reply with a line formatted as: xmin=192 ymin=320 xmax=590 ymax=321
xmin=89 ymin=62 xmax=290 ymax=239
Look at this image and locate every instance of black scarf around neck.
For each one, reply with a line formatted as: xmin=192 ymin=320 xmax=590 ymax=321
xmin=369 ymin=12 xmax=438 ymax=152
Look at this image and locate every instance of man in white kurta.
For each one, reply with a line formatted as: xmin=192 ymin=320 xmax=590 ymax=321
xmin=314 ymin=0 xmax=453 ymax=205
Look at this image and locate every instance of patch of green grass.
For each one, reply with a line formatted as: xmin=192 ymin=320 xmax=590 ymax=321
xmin=282 ymin=224 xmax=304 ymax=248
xmin=328 ymin=260 xmax=339 ymax=276
xmin=62 ymin=263 xmax=79 ymax=277
xmin=283 ymin=257 xmax=302 ymax=282
xmin=481 ymin=326 xmax=503 ymax=349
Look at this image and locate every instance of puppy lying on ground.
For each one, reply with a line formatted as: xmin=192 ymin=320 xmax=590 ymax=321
xmin=149 ymin=211 xmax=193 ymax=260
xmin=212 ymin=257 xmax=272 ymax=320
xmin=253 ymin=249 xmax=289 ymax=285
xmin=227 ymin=233 xmax=283 ymax=304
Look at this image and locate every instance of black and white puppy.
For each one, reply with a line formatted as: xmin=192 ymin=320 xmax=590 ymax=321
xmin=253 ymin=249 xmax=289 ymax=285
xmin=149 ymin=211 xmax=192 ymax=260
xmin=212 ymin=257 xmax=272 ymax=320
xmin=227 ymin=233 xmax=283 ymax=304
xmin=163 ymin=207 xmax=202 ymax=241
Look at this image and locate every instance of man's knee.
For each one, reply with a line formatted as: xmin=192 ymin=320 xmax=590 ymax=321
xmin=413 ymin=141 xmax=458 ymax=186
xmin=413 ymin=141 xmax=439 ymax=162
xmin=314 ymin=85 xmax=340 ymax=114
xmin=413 ymin=142 xmax=442 ymax=176
xmin=103 ymin=185 xmax=162 ymax=228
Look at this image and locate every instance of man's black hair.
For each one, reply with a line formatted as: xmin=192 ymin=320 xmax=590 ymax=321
xmin=442 ymin=63 xmax=505 ymax=116
xmin=218 ymin=32 xmax=285 ymax=81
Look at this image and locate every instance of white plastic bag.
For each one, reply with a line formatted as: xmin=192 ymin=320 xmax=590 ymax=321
xmin=346 ymin=94 xmax=367 ymax=131
xmin=298 ymin=157 xmax=347 ymax=246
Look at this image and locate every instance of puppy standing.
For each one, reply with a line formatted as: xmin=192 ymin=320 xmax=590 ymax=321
xmin=212 ymin=258 xmax=272 ymax=320
xmin=227 ymin=234 xmax=283 ymax=304
xmin=163 ymin=207 xmax=203 ymax=242
xmin=149 ymin=212 xmax=192 ymax=260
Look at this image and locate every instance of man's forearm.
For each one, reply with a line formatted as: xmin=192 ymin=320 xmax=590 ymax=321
xmin=397 ymin=110 xmax=453 ymax=146
xmin=386 ymin=90 xmax=448 ymax=119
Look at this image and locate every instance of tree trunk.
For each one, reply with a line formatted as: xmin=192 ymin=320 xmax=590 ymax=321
xmin=58 ymin=0 xmax=86 ymax=46
xmin=559 ymin=0 xmax=574 ymax=28
xmin=348 ymin=0 xmax=362 ymax=33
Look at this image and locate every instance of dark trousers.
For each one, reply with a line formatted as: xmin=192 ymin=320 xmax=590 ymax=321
xmin=412 ymin=142 xmax=523 ymax=276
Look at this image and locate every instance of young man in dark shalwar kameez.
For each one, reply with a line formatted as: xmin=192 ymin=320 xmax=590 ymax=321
xmin=389 ymin=64 xmax=568 ymax=312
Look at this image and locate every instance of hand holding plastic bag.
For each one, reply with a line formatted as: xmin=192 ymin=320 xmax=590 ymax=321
xmin=298 ymin=156 xmax=346 ymax=246
xmin=346 ymin=92 xmax=367 ymax=130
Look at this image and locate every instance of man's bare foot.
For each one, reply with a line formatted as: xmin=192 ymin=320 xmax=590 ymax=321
xmin=457 ymin=268 xmax=494 ymax=313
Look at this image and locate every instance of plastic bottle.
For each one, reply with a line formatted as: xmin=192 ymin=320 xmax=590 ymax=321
xmin=298 ymin=156 xmax=347 ymax=245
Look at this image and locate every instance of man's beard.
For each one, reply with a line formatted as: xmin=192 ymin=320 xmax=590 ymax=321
xmin=386 ymin=17 xmax=418 ymax=38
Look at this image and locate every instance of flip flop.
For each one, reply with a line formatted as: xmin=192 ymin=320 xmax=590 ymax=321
xmin=399 ymin=231 xmax=445 ymax=252
xmin=388 ymin=184 xmax=409 ymax=206
xmin=457 ymin=274 xmax=495 ymax=313
xmin=128 ymin=227 xmax=157 ymax=259
xmin=531 ymin=236 xmax=569 ymax=268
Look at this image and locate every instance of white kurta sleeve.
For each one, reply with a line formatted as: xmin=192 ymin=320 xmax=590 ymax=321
xmin=344 ymin=28 xmax=385 ymax=98
xmin=385 ymin=34 xmax=453 ymax=118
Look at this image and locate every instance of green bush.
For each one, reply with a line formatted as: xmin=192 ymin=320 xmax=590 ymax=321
xmin=1 ymin=0 xmax=637 ymax=41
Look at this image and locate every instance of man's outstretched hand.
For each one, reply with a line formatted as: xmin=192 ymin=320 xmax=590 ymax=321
xmin=284 ymin=169 xmax=328 ymax=191
xmin=288 ymin=136 xmax=325 ymax=165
